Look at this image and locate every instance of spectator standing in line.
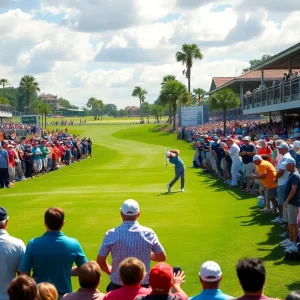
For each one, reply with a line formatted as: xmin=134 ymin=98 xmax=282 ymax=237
xmin=225 ymin=138 xmax=241 ymax=187
xmin=24 ymin=144 xmax=33 ymax=178
xmin=239 ymin=136 xmax=256 ymax=192
xmin=0 ymin=143 xmax=10 ymax=188
xmin=87 ymin=138 xmax=92 ymax=158
xmin=39 ymin=140 xmax=49 ymax=174
xmin=32 ymin=142 xmax=42 ymax=174
xmin=251 ymin=155 xmax=278 ymax=212
xmin=38 ymin=283 xmax=58 ymax=300
xmin=63 ymin=262 xmax=105 ymax=300
xmin=273 ymin=142 xmax=291 ymax=224
xmin=258 ymin=140 xmax=272 ymax=163
xmin=166 ymin=149 xmax=185 ymax=193
xmin=281 ymin=158 xmax=300 ymax=253
xmin=135 ymin=262 xmax=188 ymax=300
xmin=235 ymin=258 xmax=279 ymax=300
xmin=189 ymin=261 xmax=232 ymax=300
xmin=7 ymin=275 xmax=38 ymax=300
xmin=103 ymin=257 xmax=150 ymax=300
xmin=0 ymin=207 xmax=26 ymax=300
xmin=19 ymin=207 xmax=88 ymax=298
xmin=97 ymin=199 xmax=166 ymax=292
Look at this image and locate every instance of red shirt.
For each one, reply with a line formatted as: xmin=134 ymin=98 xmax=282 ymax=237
xmin=8 ymin=149 xmax=15 ymax=167
xmin=259 ymin=146 xmax=272 ymax=162
xmin=103 ymin=284 xmax=150 ymax=300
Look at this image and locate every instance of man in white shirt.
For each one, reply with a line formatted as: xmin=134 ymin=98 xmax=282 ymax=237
xmin=0 ymin=207 xmax=26 ymax=300
xmin=225 ymin=138 xmax=241 ymax=187
xmin=273 ymin=142 xmax=291 ymax=225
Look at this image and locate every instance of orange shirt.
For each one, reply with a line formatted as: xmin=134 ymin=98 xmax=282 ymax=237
xmin=256 ymin=160 xmax=278 ymax=189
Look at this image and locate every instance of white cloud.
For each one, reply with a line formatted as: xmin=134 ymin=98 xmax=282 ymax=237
xmin=0 ymin=1 xmax=300 ymax=110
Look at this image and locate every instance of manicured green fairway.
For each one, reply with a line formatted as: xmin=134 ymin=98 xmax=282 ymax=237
xmin=1 ymin=124 xmax=298 ymax=298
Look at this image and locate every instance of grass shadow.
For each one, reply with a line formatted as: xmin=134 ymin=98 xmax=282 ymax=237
xmin=158 ymin=192 xmax=180 ymax=196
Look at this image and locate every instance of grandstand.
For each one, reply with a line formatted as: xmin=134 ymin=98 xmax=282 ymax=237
xmin=208 ymin=42 xmax=300 ymax=124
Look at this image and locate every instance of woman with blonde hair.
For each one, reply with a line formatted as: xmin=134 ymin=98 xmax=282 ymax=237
xmin=37 ymin=283 xmax=58 ymax=300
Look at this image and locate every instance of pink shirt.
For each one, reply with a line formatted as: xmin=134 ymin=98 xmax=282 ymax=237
xmin=103 ymin=284 xmax=151 ymax=300
xmin=63 ymin=288 xmax=105 ymax=300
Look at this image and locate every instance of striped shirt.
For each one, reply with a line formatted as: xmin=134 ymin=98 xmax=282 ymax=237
xmin=98 ymin=221 xmax=165 ymax=285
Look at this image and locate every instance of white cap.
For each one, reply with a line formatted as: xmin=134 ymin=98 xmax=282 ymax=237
xmin=242 ymin=136 xmax=250 ymax=141
xmin=200 ymin=261 xmax=222 ymax=282
xmin=253 ymin=155 xmax=262 ymax=162
xmin=293 ymin=141 xmax=300 ymax=148
xmin=285 ymin=157 xmax=296 ymax=166
xmin=277 ymin=142 xmax=289 ymax=149
xmin=166 ymin=151 xmax=170 ymax=158
xmin=121 ymin=199 xmax=140 ymax=216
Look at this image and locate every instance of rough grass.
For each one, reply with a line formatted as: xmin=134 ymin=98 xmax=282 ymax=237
xmin=1 ymin=124 xmax=298 ymax=298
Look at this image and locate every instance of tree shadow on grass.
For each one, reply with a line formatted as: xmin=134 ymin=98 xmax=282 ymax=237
xmin=286 ymin=281 xmax=300 ymax=291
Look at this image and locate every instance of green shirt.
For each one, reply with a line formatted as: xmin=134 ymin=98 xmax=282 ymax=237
xmin=39 ymin=146 xmax=48 ymax=158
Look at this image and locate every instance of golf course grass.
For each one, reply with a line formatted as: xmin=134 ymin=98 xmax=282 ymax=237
xmin=1 ymin=124 xmax=298 ymax=298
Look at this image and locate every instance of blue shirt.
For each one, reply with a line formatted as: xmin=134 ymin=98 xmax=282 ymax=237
xmin=0 ymin=149 xmax=8 ymax=168
xmin=169 ymin=155 xmax=184 ymax=168
xmin=19 ymin=231 xmax=88 ymax=294
xmin=189 ymin=289 xmax=232 ymax=300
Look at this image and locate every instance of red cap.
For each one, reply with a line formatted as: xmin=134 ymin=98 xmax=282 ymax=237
xmin=149 ymin=263 xmax=173 ymax=293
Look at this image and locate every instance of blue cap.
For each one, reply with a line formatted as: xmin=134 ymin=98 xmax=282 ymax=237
xmin=0 ymin=207 xmax=8 ymax=221
xmin=290 ymin=135 xmax=295 ymax=139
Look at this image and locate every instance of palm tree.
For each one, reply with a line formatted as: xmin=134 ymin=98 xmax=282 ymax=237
xmin=19 ymin=75 xmax=40 ymax=114
xmin=98 ymin=99 xmax=104 ymax=120
xmin=140 ymin=102 xmax=151 ymax=123
xmin=209 ymin=88 xmax=240 ymax=134
xmin=0 ymin=79 xmax=9 ymax=96
xmin=159 ymin=80 xmax=190 ymax=131
xmin=131 ymin=86 xmax=147 ymax=122
xmin=86 ymin=97 xmax=98 ymax=120
xmin=161 ymin=75 xmax=176 ymax=124
xmin=176 ymin=44 xmax=203 ymax=92
xmin=193 ymin=88 xmax=206 ymax=105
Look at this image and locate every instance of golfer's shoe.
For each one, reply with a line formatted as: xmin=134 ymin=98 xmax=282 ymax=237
xmin=181 ymin=189 xmax=184 ymax=192
xmin=167 ymin=184 xmax=171 ymax=192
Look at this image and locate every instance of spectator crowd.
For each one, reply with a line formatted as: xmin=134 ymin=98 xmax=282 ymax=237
xmin=1 ymin=202 xmax=297 ymax=300
xmin=179 ymin=118 xmax=300 ymax=256
xmin=0 ymin=127 xmax=92 ymax=188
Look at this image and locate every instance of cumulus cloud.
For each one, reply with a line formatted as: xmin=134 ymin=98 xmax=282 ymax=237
xmin=238 ymin=0 xmax=300 ymax=12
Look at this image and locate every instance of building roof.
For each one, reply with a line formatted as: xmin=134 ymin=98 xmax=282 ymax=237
xmin=253 ymin=42 xmax=300 ymax=70
xmin=213 ymin=77 xmax=235 ymax=88
xmin=238 ymin=69 xmax=286 ymax=79
xmin=208 ymin=69 xmax=287 ymax=95
xmin=40 ymin=94 xmax=58 ymax=99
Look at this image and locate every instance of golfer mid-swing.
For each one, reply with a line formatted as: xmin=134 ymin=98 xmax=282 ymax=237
xmin=166 ymin=149 xmax=185 ymax=192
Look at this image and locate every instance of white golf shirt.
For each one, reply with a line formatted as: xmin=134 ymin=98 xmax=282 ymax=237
xmin=229 ymin=143 xmax=241 ymax=163
xmin=276 ymin=152 xmax=292 ymax=186
xmin=0 ymin=229 xmax=26 ymax=300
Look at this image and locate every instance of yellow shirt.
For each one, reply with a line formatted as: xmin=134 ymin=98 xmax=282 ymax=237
xmin=257 ymin=160 xmax=278 ymax=189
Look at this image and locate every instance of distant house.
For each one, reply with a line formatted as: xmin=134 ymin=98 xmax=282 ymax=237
xmin=125 ymin=106 xmax=139 ymax=115
xmin=40 ymin=94 xmax=59 ymax=110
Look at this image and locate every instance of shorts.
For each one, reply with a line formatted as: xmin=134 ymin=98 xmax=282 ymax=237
xmin=265 ymin=187 xmax=277 ymax=200
xmin=210 ymin=156 xmax=217 ymax=172
xmin=221 ymin=158 xmax=227 ymax=170
xmin=8 ymin=165 xmax=14 ymax=178
xmin=277 ymin=185 xmax=285 ymax=206
xmin=42 ymin=158 xmax=47 ymax=169
xmin=283 ymin=206 xmax=288 ymax=222
xmin=34 ymin=159 xmax=42 ymax=172
xmin=243 ymin=163 xmax=254 ymax=177
xmin=287 ymin=204 xmax=299 ymax=224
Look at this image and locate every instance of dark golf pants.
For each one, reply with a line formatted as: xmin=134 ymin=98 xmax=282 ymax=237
xmin=169 ymin=166 xmax=185 ymax=189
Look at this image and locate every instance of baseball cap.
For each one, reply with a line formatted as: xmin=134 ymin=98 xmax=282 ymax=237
xmin=237 ymin=135 xmax=243 ymax=139
xmin=285 ymin=157 xmax=296 ymax=165
xmin=120 ymin=199 xmax=139 ymax=216
xmin=213 ymin=136 xmax=219 ymax=141
xmin=0 ymin=207 xmax=8 ymax=222
xmin=242 ymin=136 xmax=250 ymax=141
xmin=149 ymin=263 xmax=173 ymax=293
xmin=200 ymin=261 xmax=222 ymax=282
xmin=277 ymin=142 xmax=289 ymax=149
xmin=253 ymin=155 xmax=262 ymax=162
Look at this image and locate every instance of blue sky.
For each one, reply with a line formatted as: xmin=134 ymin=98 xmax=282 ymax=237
xmin=0 ymin=0 xmax=299 ymax=108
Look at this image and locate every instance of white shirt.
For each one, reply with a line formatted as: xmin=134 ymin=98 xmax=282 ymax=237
xmin=0 ymin=229 xmax=26 ymax=300
xmin=276 ymin=152 xmax=292 ymax=186
xmin=229 ymin=143 xmax=241 ymax=163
